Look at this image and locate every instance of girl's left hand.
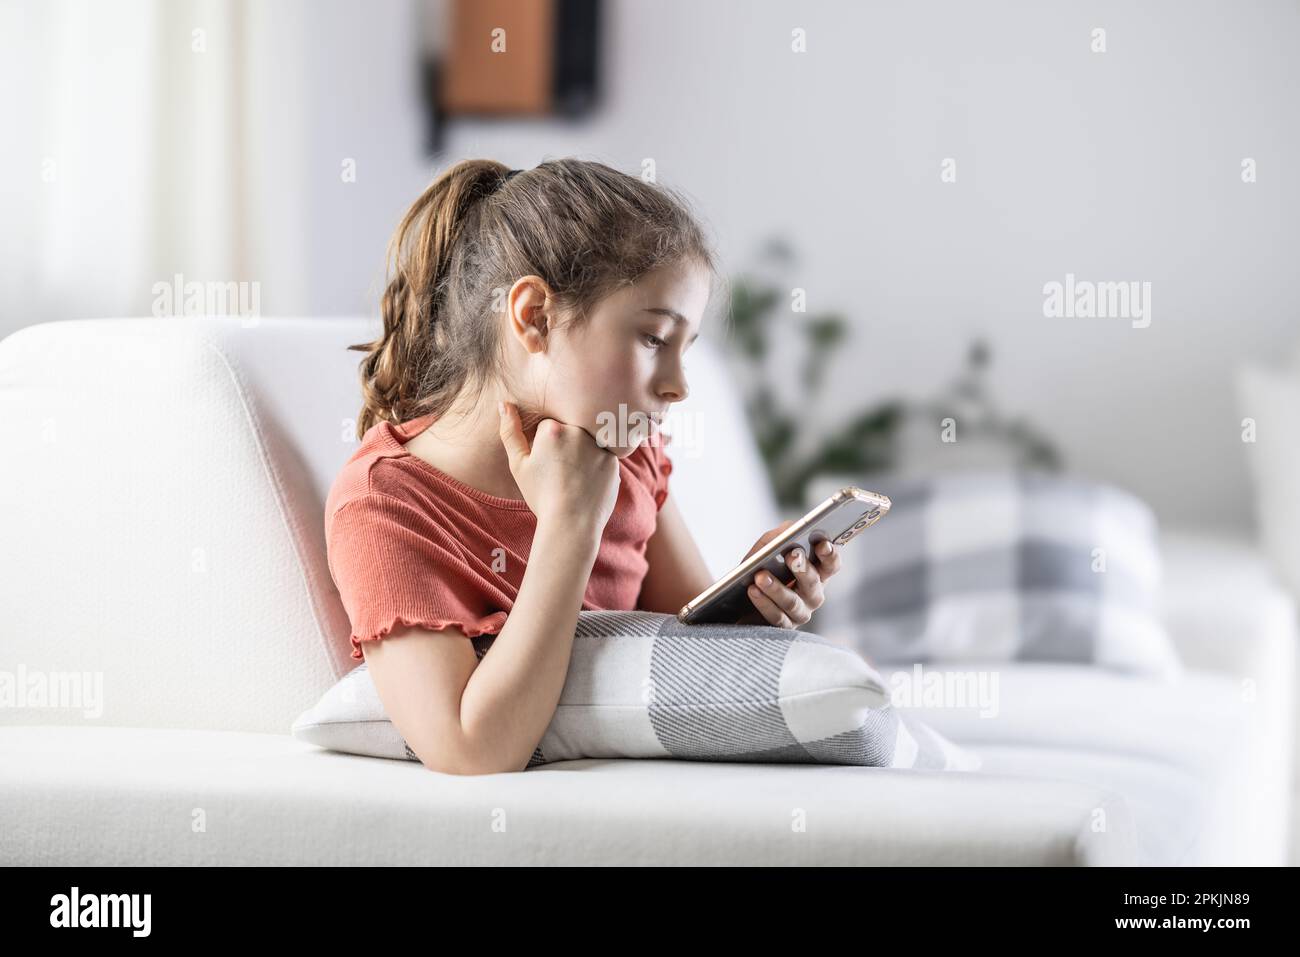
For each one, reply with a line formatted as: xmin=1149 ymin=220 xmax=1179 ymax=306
xmin=734 ymin=520 xmax=843 ymax=628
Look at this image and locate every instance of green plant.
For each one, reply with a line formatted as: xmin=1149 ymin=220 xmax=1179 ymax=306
xmin=922 ymin=338 xmax=1063 ymax=473
xmin=722 ymin=237 xmax=1061 ymax=507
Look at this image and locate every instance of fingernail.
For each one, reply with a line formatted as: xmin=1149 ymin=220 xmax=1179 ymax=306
xmin=758 ymin=573 xmax=771 ymax=586
xmin=818 ymin=542 xmax=830 ymax=554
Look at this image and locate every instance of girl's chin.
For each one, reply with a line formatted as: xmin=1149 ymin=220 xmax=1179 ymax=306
xmin=585 ymin=419 xmax=658 ymax=456
xmin=603 ymin=443 xmax=640 ymax=459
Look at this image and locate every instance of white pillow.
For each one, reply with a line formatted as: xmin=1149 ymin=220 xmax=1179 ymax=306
xmin=292 ymin=610 xmax=981 ymax=772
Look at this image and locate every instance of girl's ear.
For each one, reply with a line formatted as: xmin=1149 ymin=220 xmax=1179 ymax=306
xmin=506 ymin=275 xmax=556 ymax=355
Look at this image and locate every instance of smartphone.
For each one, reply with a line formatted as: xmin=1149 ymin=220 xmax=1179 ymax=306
xmin=677 ymin=487 xmax=891 ymax=625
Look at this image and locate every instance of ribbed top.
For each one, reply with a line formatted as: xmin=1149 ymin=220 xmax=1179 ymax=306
xmin=325 ymin=413 xmax=673 ymax=660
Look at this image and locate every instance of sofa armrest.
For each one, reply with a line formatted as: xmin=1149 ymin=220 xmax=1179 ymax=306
xmin=1159 ymin=528 xmax=1299 ymax=680
xmin=1160 ymin=528 xmax=1299 ymax=795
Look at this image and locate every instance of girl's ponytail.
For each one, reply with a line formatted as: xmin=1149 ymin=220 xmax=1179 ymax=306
xmin=349 ymin=159 xmax=515 ymax=439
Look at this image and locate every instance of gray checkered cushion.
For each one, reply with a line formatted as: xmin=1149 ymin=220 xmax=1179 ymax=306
xmin=809 ymin=469 xmax=1182 ymax=679
xmin=291 ymin=610 xmax=980 ymax=771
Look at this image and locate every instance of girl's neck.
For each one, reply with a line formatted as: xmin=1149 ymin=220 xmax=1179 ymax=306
xmin=402 ymin=396 xmax=539 ymax=503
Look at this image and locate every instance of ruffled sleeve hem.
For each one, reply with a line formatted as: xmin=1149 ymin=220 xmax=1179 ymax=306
xmin=349 ymin=611 xmax=510 ymax=660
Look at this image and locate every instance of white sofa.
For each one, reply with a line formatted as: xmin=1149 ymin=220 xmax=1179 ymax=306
xmin=1 ymin=316 xmax=1295 ymax=866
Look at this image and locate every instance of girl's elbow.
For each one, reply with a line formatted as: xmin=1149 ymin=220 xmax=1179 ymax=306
xmin=411 ymin=736 xmax=528 ymax=775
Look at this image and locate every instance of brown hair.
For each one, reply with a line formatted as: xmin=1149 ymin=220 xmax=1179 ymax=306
xmin=349 ymin=157 xmax=720 ymax=440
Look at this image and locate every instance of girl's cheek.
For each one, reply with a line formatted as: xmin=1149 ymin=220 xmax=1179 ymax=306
xmin=598 ymin=349 xmax=646 ymax=388
xmin=577 ymin=345 xmax=649 ymax=410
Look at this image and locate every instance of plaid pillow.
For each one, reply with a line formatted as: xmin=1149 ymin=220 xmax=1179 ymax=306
xmin=291 ymin=610 xmax=980 ymax=771
xmin=809 ymin=469 xmax=1182 ymax=680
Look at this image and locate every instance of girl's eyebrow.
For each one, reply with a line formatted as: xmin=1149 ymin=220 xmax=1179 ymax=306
xmin=642 ymin=307 xmax=701 ymax=344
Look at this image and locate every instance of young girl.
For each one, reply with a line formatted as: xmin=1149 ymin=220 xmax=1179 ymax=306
xmin=325 ymin=158 xmax=843 ymax=775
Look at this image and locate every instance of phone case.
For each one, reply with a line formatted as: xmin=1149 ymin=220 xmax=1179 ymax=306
xmin=677 ymin=486 xmax=891 ymax=625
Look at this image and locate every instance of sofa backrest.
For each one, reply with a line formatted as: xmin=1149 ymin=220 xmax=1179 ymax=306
xmin=0 ymin=317 xmax=779 ymax=733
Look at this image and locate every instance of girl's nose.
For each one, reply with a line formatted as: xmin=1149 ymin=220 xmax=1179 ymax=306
xmin=659 ymin=385 xmax=687 ymax=404
xmin=659 ymin=373 xmax=689 ymax=404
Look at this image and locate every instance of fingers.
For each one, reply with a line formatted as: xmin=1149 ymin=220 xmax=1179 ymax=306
xmin=746 ymin=583 xmax=794 ymax=628
xmin=811 ymin=539 xmax=841 ymax=581
xmin=496 ymin=399 xmax=530 ymax=464
xmin=784 ymin=545 xmax=825 ymax=607
xmin=747 ymin=568 xmax=810 ymax=628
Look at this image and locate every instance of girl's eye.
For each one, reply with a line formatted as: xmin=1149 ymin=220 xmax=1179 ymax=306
xmin=641 ymin=333 xmax=667 ymax=349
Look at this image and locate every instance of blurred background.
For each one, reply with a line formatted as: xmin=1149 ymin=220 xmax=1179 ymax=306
xmin=2 ymin=0 xmax=1298 ymax=541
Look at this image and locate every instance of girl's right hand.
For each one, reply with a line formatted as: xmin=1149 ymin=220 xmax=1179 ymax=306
xmin=497 ymin=399 xmax=621 ymax=533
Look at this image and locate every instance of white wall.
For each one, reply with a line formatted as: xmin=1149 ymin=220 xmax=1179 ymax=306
xmin=410 ymin=0 xmax=1300 ymax=535
xmin=5 ymin=0 xmax=1298 ymax=534
xmin=438 ymin=0 xmax=1300 ymax=534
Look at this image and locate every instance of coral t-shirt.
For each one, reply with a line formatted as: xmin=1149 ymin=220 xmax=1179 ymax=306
xmin=325 ymin=413 xmax=674 ymax=661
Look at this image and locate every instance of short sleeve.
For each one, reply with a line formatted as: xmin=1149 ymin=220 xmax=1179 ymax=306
xmin=326 ymin=493 xmax=509 ymax=660
xmin=650 ymin=431 xmax=674 ymax=512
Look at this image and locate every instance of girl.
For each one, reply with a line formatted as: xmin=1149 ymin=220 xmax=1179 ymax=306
xmin=325 ymin=158 xmax=843 ymax=775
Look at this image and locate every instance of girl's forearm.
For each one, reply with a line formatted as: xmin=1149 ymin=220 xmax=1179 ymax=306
xmin=457 ymin=516 xmax=602 ymax=772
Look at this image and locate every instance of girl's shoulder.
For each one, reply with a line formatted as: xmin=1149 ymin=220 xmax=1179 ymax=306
xmin=324 ymin=417 xmax=420 ymax=521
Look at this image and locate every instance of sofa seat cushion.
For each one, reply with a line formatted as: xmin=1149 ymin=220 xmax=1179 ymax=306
xmin=972 ymin=745 xmax=1210 ymax=866
xmin=899 ymin=662 xmax=1291 ymax=864
xmin=0 ymin=725 xmax=1133 ymax=866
